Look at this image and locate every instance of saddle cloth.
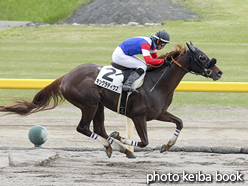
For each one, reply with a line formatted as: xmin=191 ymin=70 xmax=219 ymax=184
xmin=94 ymin=65 xmax=145 ymax=115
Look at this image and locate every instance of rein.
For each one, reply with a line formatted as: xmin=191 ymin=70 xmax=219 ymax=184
xmin=171 ymin=55 xmax=212 ymax=77
xmin=149 ymin=55 xmax=174 ymax=92
xmin=147 ymin=62 xmax=164 ymax=68
xmin=150 ymin=46 xmax=213 ymax=92
xmin=171 ymin=56 xmax=190 ymax=73
xmin=149 ymin=64 xmax=170 ymax=92
xmin=149 ymin=55 xmax=179 ymax=92
xmin=147 ymin=56 xmax=166 ymax=69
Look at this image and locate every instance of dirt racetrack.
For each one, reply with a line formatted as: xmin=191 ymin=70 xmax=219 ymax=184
xmin=1 ymin=105 xmax=248 ymax=185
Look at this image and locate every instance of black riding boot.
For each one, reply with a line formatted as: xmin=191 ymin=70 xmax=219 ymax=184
xmin=122 ymin=68 xmax=144 ymax=93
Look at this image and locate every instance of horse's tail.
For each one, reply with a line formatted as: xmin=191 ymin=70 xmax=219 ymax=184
xmin=0 ymin=76 xmax=65 ymax=116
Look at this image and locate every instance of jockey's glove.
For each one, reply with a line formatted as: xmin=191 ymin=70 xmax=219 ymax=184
xmin=164 ymin=59 xmax=171 ymax=67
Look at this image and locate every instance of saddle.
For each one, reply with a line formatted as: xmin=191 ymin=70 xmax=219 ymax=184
xmin=111 ymin=62 xmax=130 ymax=70
xmin=110 ymin=63 xmax=144 ymax=115
xmin=111 ymin=62 xmax=135 ymax=83
xmin=111 ymin=62 xmax=158 ymax=72
xmin=95 ymin=63 xmax=145 ymax=115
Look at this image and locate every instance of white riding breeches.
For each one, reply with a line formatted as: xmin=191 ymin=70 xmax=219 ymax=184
xmin=112 ymin=46 xmax=147 ymax=71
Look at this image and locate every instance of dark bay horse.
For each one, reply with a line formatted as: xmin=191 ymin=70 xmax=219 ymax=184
xmin=0 ymin=42 xmax=223 ymax=158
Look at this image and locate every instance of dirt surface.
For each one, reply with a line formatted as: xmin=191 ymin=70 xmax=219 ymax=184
xmin=1 ymin=105 xmax=248 ymax=185
xmin=66 ymin=0 xmax=200 ymax=24
xmin=1 ymin=2 xmax=246 ymax=185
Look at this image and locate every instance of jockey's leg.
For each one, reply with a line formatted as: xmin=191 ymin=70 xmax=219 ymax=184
xmin=112 ymin=46 xmax=147 ymax=93
xmin=122 ymin=68 xmax=144 ymax=93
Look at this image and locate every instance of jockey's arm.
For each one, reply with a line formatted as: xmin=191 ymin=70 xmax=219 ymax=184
xmin=150 ymin=50 xmax=158 ymax=59
xmin=141 ymin=43 xmax=164 ymax=65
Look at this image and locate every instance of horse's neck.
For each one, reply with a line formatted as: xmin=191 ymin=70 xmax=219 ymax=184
xmin=155 ymin=55 xmax=188 ymax=92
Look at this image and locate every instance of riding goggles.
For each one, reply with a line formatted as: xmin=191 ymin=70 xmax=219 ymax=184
xmin=160 ymin=42 xmax=167 ymax=47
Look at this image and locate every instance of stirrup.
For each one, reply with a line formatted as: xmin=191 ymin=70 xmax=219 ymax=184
xmin=122 ymin=85 xmax=139 ymax=93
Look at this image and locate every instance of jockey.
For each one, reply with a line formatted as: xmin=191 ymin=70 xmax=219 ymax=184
xmin=112 ymin=30 xmax=171 ymax=93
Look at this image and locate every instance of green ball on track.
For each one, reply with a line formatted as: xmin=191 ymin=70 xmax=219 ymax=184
xmin=28 ymin=125 xmax=48 ymax=147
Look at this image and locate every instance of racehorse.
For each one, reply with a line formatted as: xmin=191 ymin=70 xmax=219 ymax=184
xmin=0 ymin=42 xmax=223 ymax=158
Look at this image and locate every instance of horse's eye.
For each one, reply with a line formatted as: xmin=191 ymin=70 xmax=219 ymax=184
xmin=199 ymin=55 xmax=207 ymax=63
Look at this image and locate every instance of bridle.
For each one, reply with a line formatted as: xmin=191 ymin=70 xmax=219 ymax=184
xmin=171 ymin=52 xmax=214 ymax=77
xmin=171 ymin=46 xmax=216 ymax=78
xmin=150 ymin=42 xmax=216 ymax=92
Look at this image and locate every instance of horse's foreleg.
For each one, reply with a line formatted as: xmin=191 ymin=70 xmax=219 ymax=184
xmin=160 ymin=129 xmax=181 ymax=152
xmin=108 ymin=131 xmax=137 ymax=158
xmin=157 ymin=111 xmax=183 ymax=153
xmin=107 ymin=136 xmax=136 ymax=158
xmin=110 ymin=117 xmax=148 ymax=151
xmin=110 ymin=131 xmax=139 ymax=147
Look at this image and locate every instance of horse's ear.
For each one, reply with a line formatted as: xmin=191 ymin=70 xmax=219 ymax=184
xmin=190 ymin=41 xmax=195 ymax=48
xmin=186 ymin=41 xmax=195 ymax=53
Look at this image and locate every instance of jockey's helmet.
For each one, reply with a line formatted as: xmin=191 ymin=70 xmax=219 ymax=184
xmin=153 ymin=30 xmax=170 ymax=45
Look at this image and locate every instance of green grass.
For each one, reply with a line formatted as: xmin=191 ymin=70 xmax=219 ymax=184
xmin=0 ymin=0 xmax=247 ymax=107
xmin=175 ymin=0 xmax=248 ymax=23
xmin=0 ymin=0 xmax=90 ymax=23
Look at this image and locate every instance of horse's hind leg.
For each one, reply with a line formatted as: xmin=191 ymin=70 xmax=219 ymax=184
xmin=76 ymin=107 xmax=113 ymax=158
xmin=61 ymin=80 xmax=113 ymax=157
xmin=91 ymin=103 xmax=112 ymax=157
xmin=61 ymin=71 xmax=115 ymax=158
xmin=93 ymin=104 xmax=136 ymax=159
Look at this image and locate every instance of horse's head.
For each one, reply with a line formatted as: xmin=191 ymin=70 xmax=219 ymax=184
xmin=186 ymin=41 xmax=223 ymax=81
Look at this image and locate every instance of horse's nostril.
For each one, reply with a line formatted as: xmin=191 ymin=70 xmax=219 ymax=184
xmin=218 ymin=70 xmax=223 ymax=76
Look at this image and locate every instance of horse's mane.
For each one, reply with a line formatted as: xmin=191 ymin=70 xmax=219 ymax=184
xmin=146 ymin=45 xmax=186 ymax=71
xmin=158 ymin=44 xmax=187 ymax=60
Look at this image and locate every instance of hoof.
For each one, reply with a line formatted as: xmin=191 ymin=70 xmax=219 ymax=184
xmin=109 ymin=131 xmax=119 ymax=139
xmin=160 ymin=144 xmax=171 ymax=153
xmin=105 ymin=145 xmax=112 ymax=158
xmin=105 ymin=151 xmax=112 ymax=158
xmin=126 ymin=152 xmax=136 ymax=159
xmin=125 ymin=149 xmax=136 ymax=159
